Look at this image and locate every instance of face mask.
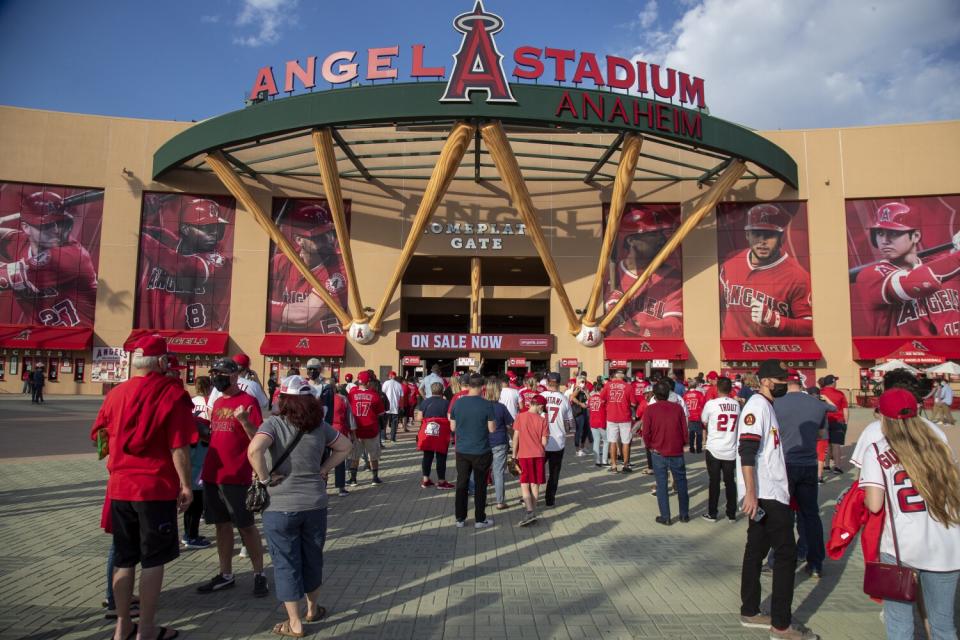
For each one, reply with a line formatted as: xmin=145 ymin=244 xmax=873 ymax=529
xmin=212 ymin=374 xmax=232 ymax=392
xmin=771 ymin=382 xmax=788 ymax=398
xmin=308 ymin=369 xmax=320 ymax=380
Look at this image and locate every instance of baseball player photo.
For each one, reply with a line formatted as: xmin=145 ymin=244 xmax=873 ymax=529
xmin=267 ymin=199 xmax=350 ymax=334
xmin=0 ymin=184 xmax=103 ymax=327
xmin=717 ymin=202 xmax=813 ymax=338
xmin=603 ymin=204 xmax=683 ymax=337
xmin=135 ymin=194 xmax=235 ymax=331
xmin=846 ymin=196 xmax=960 ymax=337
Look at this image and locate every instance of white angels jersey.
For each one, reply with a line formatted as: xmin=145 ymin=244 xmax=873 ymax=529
xmin=701 ymin=397 xmax=742 ymax=461
xmin=859 ymin=428 xmax=960 ymax=571
xmin=541 ymin=390 xmax=573 ymax=452
xmin=736 ymin=393 xmax=790 ymax=505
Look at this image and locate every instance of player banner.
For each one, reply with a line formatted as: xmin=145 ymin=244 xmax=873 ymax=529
xmin=602 ymin=203 xmax=683 ymax=337
xmin=134 ymin=193 xmax=236 ymax=331
xmin=267 ymin=198 xmax=351 ymax=334
xmin=846 ymin=195 xmax=960 ymax=337
xmin=0 ymin=181 xmax=103 ymax=328
xmin=717 ymin=202 xmax=813 ymax=338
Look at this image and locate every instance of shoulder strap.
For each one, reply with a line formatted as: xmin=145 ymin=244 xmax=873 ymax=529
xmin=269 ymin=422 xmax=305 ymax=474
xmin=873 ymin=442 xmax=904 ymax=567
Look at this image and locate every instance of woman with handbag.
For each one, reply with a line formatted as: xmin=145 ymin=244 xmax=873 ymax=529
xmin=860 ymin=388 xmax=960 ymax=639
xmin=247 ymin=376 xmax=353 ymax=638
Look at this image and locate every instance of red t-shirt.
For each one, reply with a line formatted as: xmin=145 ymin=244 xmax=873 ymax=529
xmin=447 ymin=389 xmax=469 ymax=416
xmin=331 ymin=393 xmax=351 ymax=438
xmin=518 ymin=388 xmax=538 ymax=413
xmin=821 ymin=386 xmax=848 ymax=423
xmin=202 ymin=391 xmax=264 ymax=485
xmin=92 ymin=375 xmax=196 ymax=501
xmin=587 ymin=393 xmax=606 ymax=428
xmin=703 ymin=384 xmax=719 ymax=402
xmin=513 ymin=411 xmax=548 ymax=459
xmin=348 ymin=387 xmax=384 ymax=439
xmin=600 ymin=379 xmax=634 ymax=422
xmin=404 ymin=382 xmax=420 ymax=411
xmin=683 ymin=389 xmax=706 ymax=422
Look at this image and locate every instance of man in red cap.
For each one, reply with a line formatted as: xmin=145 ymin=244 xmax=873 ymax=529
xmin=268 ymin=201 xmax=348 ymax=333
xmin=137 ymin=196 xmax=232 ymax=331
xmin=206 ymin=353 xmax=269 ymax=414
xmin=0 ymin=190 xmax=98 ymax=326
xmin=90 ymin=335 xmax=195 ymax=640
xmin=347 ymin=371 xmax=385 ymax=485
xmin=344 ymin=372 xmax=356 ymax=393
xmin=703 ymin=370 xmax=721 ymax=402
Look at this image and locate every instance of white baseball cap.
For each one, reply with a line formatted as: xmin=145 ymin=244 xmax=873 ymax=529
xmin=306 ymin=357 xmax=322 ymax=368
xmin=280 ymin=375 xmax=313 ymax=396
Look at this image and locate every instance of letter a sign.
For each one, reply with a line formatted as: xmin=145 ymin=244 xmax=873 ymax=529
xmin=440 ymin=0 xmax=516 ymax=103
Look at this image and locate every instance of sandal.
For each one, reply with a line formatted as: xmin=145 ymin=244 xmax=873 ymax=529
xmin=153 ymin=627 xmax=179 ymax=640
xmin=273 ymin=621 xmax=305 ymax=638
xmin=305 ymin=606 xmax=327 ymax=622
xmin=117 ymin=623 xmax=137 ymax=640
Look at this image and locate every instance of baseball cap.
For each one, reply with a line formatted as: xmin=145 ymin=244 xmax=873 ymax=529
xmin=210 ymin=357 xmax=239 ymax=374
xmin=547 ymin=372 xmax=561 ymax=383
xmin=507 ymin=371 xmax=517 ymax=380
xmin=870 ymin=202 xmax=917 ymax=233
xmin=181 ymin=198 xmax=229 ymax=226
xmin=280 ymin=375 xmax=314 ymax=396
xmin=166 ymin=355 xmax=186 ymax=370
xmin=233 ymin=353 xmax=251 ymax=369
xmin=357 ymin=371 xmax=371 ymax=384
xmin=524 ymin=372 xmax=535 ymax=379
xmin=806 ymin=386 xmax=821 ymax=396
xmin=344 ymin=373 xmax=353 ymax=382
xmin=389 ymin=371 xmax=398 ymax=378
xmin=20 ymin=191 xmax=70 ymax=226
xmin=529 ymin=394 xmax=547 ymax=407
xmin=136 ymin=335 xmax=167 ymax=357
xmin=306 ymin=357 xmax=322 ymax=368
xmin=786 ymin=369 xmax=802 ymax=383
xmin=706 ymin=371 xmax=719 ymax=380
xmin=822 ymin=375 xmax=838 ymax=386
xmin=878 ymin=388 xmax=918 ymax=419
xmin=744 ymin=203 xmax=791 ymax=233
xmin=287 ymin=202 xmax=334 ymax=237
xmin=635 ymin=372 xmax=645 ymax=380
xmin=757 ymin=359 xmax=789 ymax=380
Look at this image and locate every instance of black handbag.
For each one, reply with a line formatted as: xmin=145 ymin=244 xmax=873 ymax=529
xmin=245 ymin=428 xmax=304 ymax=514
xmin=862 ymin=443 xmax=918 ymax=602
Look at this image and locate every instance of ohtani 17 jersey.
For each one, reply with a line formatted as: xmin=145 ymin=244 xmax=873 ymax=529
xmin=720 ymin=249 xmax=812 ymax=337
xmin=606 ymin=259 xmax=683 ymax=337
xmin=0 ymin=232 xmax=97 ymax=327
xmin=136 ymin=231 xmax=231 ymax=331
xmin=854 ymin=256 xmax=960 ymax=336
xmin=268 ymin=253 xmax=348 ymax=334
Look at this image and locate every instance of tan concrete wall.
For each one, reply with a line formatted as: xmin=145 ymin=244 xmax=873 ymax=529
xmin=0 ymin=105 xmax=958 ymax=395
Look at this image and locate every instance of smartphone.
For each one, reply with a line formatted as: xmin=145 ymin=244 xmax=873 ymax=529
xmin=752 ymin=506 xmax=766 ymax=522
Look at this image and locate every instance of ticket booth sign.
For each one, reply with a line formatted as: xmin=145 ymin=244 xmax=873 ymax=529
xmin=559 ymin=358 xmax=579 ymax=368
xmin=507 ymin=358 xmax=527 ymax=368
xmin=651 ymin=359 xmax=670 ymax=369
xmin=402 ymin=356 xmax=422 ymax=366
xmin=456 ymin=357 xmax=476 ymax=367
xmin=609 ymin=359 xmax=628 ymax=369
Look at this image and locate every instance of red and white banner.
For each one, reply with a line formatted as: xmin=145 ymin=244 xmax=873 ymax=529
xmin=395 ymin=333 xmax=554 ymax=352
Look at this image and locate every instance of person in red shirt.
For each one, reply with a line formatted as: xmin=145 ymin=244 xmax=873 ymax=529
xmin=403 ymin=376 xmax=420 ymax=431
xmin=587 ymin=385 xmax=607 ymax=467
xmin=600 ymin=369 xmax=636 ymax=473
xmin=90 ymin=335 xmax=195 ymax=640
xmin=702 ymin=371 xmax=720 ymax=402
xmin=446 ymin=373 xmax=471 ymax=417
xmin=331 ymin=386 xmax=354 ymax=497
xmin=512 ymin=394 xmax=549 ymax=525
xmin=518 ymin=374 xmax=538 ymax=413
xmin=683 ymin=385 xmax=706 ymax=453
xmin=197 ymin=357 xmax=267 ymax=597
xmin=347 ymin=371 xmax=385 ymax=486
xmin=819 ymin=375 xmax=849 ymax=474
xmin=642 ymin=380 xmax=690 ymax=524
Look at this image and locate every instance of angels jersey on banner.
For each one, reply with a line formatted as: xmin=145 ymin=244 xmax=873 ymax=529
xmin=0 ymin=182 xmax=103 ymax=327
xmin=135 ymin=193 xmax=235 ymax=331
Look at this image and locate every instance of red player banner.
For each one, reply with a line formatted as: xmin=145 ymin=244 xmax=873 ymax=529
xmin=0 ymin=181 xmax=103 ymax=328
xmin=602 ymin=203 xmax=683 ymax=337
xmin=846 ymin=195 xmax=960 ymax=340
xmin=717 ymin=201 xmax=813 ymax=339
xmin=267 ymin=198 xmax=351 ymax=334
xmin=134 ymin=193 xmax=236 ymax=332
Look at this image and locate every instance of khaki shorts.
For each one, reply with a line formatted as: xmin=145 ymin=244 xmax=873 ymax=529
xmin=606 ymin=421 xmax=633 ymax=444
xmin=352 ymin=437 xmax=381 ymax=462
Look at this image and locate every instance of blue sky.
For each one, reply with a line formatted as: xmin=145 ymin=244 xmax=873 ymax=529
xmin=1 ymin=0 xmax=958 ymax=129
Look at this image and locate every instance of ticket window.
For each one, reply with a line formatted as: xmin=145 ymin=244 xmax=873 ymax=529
xmin=22 ymin=356 xmax=33 ymax=381
xmin=47 ymin=357 xmax=59 ymax=381
xmin=186 ymin=361 xmax=197 ymax=385
xmin=0 ymin=356 xmax=5 ymax=381
xmin=74 ymin=358 xmax=85 ymax=382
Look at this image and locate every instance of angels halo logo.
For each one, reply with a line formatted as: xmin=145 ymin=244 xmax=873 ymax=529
xmin=440 ymin=0 xmax=516 ymax=104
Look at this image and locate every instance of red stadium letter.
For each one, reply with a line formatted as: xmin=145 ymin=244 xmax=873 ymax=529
xmin=249 ymin=66 xmax=279 ymax=99
xmin=513 ymin=46 xmax=544 ymax=79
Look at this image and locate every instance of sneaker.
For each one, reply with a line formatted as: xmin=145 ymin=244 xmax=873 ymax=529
xmin=740 ymin=613 xmax=771 ymax=628
xmin=594 ymin=463 xmax=604 ymax=468
xmin=519 ymin=512 xmax=538 ymax=526
xmin=769 ymin=623 xmax=819 ymax=639
xmin=252 ymin=574 xmax=269 ymax=598
xmin=347 ymin=478 xmax=358 ymax=487
xmin=728 ymin=515 xmax=738 ymax=522
xmin=651 ymin=488 xmax=657 ymax=496
xmin=803 ymin=564 xmax=822 ymax=579
xmin=239 ymin=546 xmax=249 ymax=559
xmin=622 ymin=465 xmax=634 ymax=474
xmin=831 ymin=466 xmax=843 ymax=474
xmin=337 ymin=489 xmax=349 ymax=497
xmin=184 ymin=537 xmax=212 ymax=549
xmin=455 ymin=520 xmax=466 ymax=528
xmin=679 ymin=515 xmax=690 ymax=523
xmin=372 ymin=477 xmax=384 ymax=485
xmin=655 ymin=516 xmax=672 ymax=526
xmin=576 ymin=449 xmax=585 ymax=457
xmin=761 ymin=564 xmax=773 ymax=574
xmin=641 ymin=468 xmax=654 ymax=475
xmin=474 ymin=518 xmax=494 ymax=529
xmin=436 ymin=480 xmax=454 ymax=489
xmin=197 ymin=574 xmax=236 ymax=593
xmin=420 ymin=479 xmax=435 ymax=489
xmin=701 ymin=513 xmax=718 ymax=523
xmin=817 ymin=477 xmax=826 ymax=484
xmin=609 ymin=467 xmax=620 ymax=473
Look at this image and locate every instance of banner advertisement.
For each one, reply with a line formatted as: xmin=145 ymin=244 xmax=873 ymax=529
xmin=91 ymin=346 xmax=129 ymax=383
xmin=717 ymin=202 xmax=813 ymax=338
xmin=846 ymin=196 xmax=960 ymax=337
xmin=602 ymin=203 xmax=683 ymax=337
xmin=0 ymin=181 xmax=103 ymax=327
xmin=135 ymin=193 xmax=236 ymax=331
xmin=267 ymin=198 xmax=351 ymax=334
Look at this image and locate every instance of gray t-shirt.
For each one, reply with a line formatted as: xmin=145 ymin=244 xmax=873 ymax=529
xmin=773 ymin=392 xmax=828 ymax=467
xmin=258 ymin=415 xmax=340 ymax=513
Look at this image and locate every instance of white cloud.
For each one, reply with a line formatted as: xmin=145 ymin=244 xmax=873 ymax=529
xmin=200 ymin=15 xmax=221 ymax=24
xmin=638 ymin=0 xmax=658 ymax=29
xmin=627 ymin=0 xmax=960 ymax=129
xmin=233 ymin=0 xmax=297 ymax=48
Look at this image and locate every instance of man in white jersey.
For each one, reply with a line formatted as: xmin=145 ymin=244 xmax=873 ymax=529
xmin=381 ymin=371 xmax=405 ymax=442
xmin=701 ymin=376 xmax=741 ymax=522
xmin=542 ymin=372 xmax=574 ymax=507
xmin=737 ymin=359 xmax=818 ymax=640
xmin=498 ymin=373 xmax=520 ymax=419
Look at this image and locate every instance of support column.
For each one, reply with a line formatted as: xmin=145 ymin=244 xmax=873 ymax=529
xmin=470 ymin=257 xmax=481 ymax=334
xmin=369 ymin=122 xmax=476 ymax=333
xmin=583 ymin=134 xmax=643 ymax=326
xmin=205 ymin=151 xmax=353 ymax=328
xmin=599 ymin=159 xmax=747 ymax=332
xmin=312 ymin=128 xmax=367 ymax=322
xmin=480 ymin=121 xmax=580 ymax=334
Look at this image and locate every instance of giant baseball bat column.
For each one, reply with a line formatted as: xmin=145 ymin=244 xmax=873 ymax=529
xmin=480 ymin=121 xmax=581 ymax=335
xmin=599 ymin=159 xmax=747 ymax=332
xmin=369 ymin=121 xmax=476 ymax=333
xmin=582 ymin=133 xmax=643 ymax=327
xmin=205 ymin=151 xmax=354 ymax=328
xmin=470 ymin=257 xmax=481 ymax=334
xmin=313 ymin=128 xmax=368 ymax=323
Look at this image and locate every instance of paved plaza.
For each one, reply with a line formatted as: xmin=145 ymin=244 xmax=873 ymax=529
xmin=0 ymin=396 xmax=949 ymax=639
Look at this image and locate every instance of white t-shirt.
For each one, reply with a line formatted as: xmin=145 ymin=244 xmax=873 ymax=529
xmin=192 ymin=395 xmax=210 ymax=421
xmin=859 ymin=426 xmax=960 ymax=571
xmin=208 ymin=376 xmax=270 ymax=413
xmin=541 ymin=390 xmax=573 ymax=451
xmin=499 ymin=386 xmax=520 ymax=419
xmin=381 ymin=378 xmax=404 ymax=415
xmin=701 ymin=396 xmax=742 ymax=461
xmin=648 ymin=392 xmax=689 ymax=419
xmin=736 ymin=393 xmax=790 ymax=506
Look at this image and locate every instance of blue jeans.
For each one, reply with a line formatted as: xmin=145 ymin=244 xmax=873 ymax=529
xmin=262 ymin=508 xmax=328 ymax=603
xmin=574 ymin=413 xmax=591 ymax=448
xmin=880 ymin=552 xmax=958 ymax=639
xmin=387 ymin=413 xmax=400 ymax=441
xmin=787 ymin=464 xmax=823 ymax=571
xmin=591 ymin=428 xmax=608 ymax=464
xmin=491 ymin=444 xmax=508 ymax=505
xmin=651 ymin=452 xmax=689 ymax=520
xmin=334 ymin=460 xmax=346 ymax=490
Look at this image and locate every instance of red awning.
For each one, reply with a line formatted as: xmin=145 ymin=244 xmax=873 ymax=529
xmin=603 ymin=338 xmax=689 ymax=361
xmin=0 ymin=324 xmax=93 ymax=350
xmin=123 ymin=329 xmax=229 ymax=354
xmin=721 ymin=338 xmax=822 ymax=361
xmin=853 ymin=337 xmax=960 ymax=361
xmin=259 ymin=333 xmax=346 ymax=357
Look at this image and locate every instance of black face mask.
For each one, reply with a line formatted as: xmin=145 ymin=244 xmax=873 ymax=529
xmin=771 ymin=382 xmax=788 ymax=398
xmin=308 ymin=369 xmax=321 ymax=380
xmin=212 ymin=374 xmax=232 ymax=393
